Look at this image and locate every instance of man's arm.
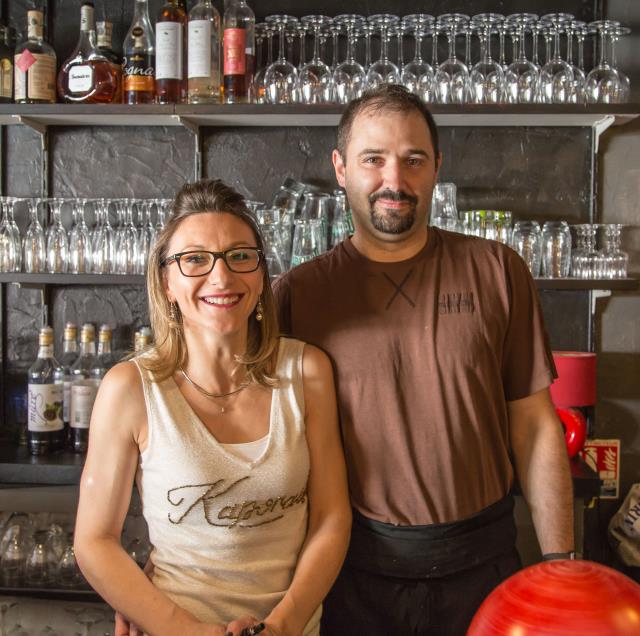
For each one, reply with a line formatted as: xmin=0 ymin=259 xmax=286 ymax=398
xmin=508 ymin=387 xmax=575 ymax=555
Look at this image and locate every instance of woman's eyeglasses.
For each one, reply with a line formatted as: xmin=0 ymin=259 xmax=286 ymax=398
xmin=161 ymin=248 xmax=263 ymax=276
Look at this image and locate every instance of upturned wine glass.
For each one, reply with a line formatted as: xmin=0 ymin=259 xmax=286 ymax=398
xmin=0 ymin=197 xmax=22 ymax=272
xmin=608 ymin=24 xmax=630 ymax=103
xmin=45 ymin=198 xmax=69 ymax=273
xmin=435 ymin=14 xmax=471 ymax=104
xmin=601 ymin=224 xmax=628 ymax=278
xmin=92 ymin=198 xmax=116 ymax=274
xmin=562 ymin=20 xmax=586 ymax=104
xmin=470 ymin=13 xmax=505 ymax=103
xmin=298 ymin=16 xmax=333 ymax=104
xmin=251 ymin=23 xmax=268 ymax=104
xmin=137 ymin=199 xmax=156 ymax=274
xmin=505 ymin=13 xmax=539 ymax=103
xmin=23 ymin=198 xmax=46 ymax=273
xmin=69 ymin=198 xmax=93 ymax=274
xmin=539 ymin=13 xmax=575 ymax=103
xmin=332 ymin=15 xmax=366 ymax=104
xmin=365 ymin=14 xmax=401 ymax=89
xmin=400 ymin=15 xmax=435 ymax=101
xmin=264 ymin=15 xmax=299 ymax=104
xmin=585 ymin=20 xmax=622 ymax=104
xmin=116 ymin=199 xmax=140 ymax=274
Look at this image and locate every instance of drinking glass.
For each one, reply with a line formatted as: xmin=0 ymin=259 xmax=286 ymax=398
xmin=435 ymin=14 xmax=471 ymax=103
xmin=332 ymin=15 xmax=367 ymax=104
xmin=137 ymin=199 xmax=156 ymax=274
xmin=512 ymin=220 xmax=542 ymax=277
xmin=256 ymin=208 xmax=286 ymax=278
xmin=66 ymin=608 xmax=107 ymax=636
xmin=23 ymin=198 xmax=46 ymax=272
xmin=251 ymin=23 xmax=268 ymax=104
xmin=365 ymin=14 xmax=401 ymax=89
xmin=58 ymin=532 xmax=84 ymax=588
xmin=0 ymin=197 xmax=22 ymax=272
xmin=563 ymin=20 xmax=586 ymax=103
xmin=505 ymin=13 xmax=540 ymax=103
xmin=328 ymin=18 xmax=342 ymax=72
xmin=45 ymin=198 xmax=69 ymax=273
xmin=291 ymin=219 xmax=323 ymax=267
xmin=298 ymin=16 xmax=333 ymax=104
xmin=600 ymin=224 xmax=628 ymax=279
xmin=264 ymin=15 xmax=299 ymax=104
xmin=25 ymin=529 xmax=56 ymax=586
xmin=470 ymin=13 xmax=505 ymax=103
xmin=330 ymin=192 xmax=350 ymax=247
xmin=539 ymin=13 xmax=575 ymax=104
xmin=430 ymin=183 xmax=459 ymax=232
xmin=610 ymin=26 xmax=631 ymax=103
xmin=69 ymin=198 xmax=93 ymax=274
xmin=244 ymin=200 xmax=265 ymax=216
xmin=571 ymin=224 xmax=603 ymax=279
xmin=92 ymin=198 xmax=116 ymax=274
xmin=1 ymin=528 xmax=27 ymax=586
xmin=400 ymin=15 xmax=435 ymax=101
xmin=541 ymin=221 xmax=572 ymax=278
xmin=300 ymin=192 xmax=330 ymax=250
xmin=116 ymin=199 xmax=140 ymax=274
xmin=586 ymin=21 xmax=626 ymax=104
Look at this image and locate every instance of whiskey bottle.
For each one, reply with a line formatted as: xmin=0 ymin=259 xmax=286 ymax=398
xmin=90 ymin=324 xmax=117 ymax=382
xmin=123 ymin=0 xmax=155 ymax=104
xmin=0 ymin=24 xmax=14 ymax=103
xmin=14 ymin=9 xmax=56 ymax=104
xmin=69 ymin=323 xmax=97 ymax=453
xmin=53 ymin=322 xmax=79 ymax=436
xmin=96 ymin=17 xmax=123 ymax=102
xmin=134 ymin=326 xmax=153 ymax=352
xmin=155 ymin=0 xmax=187 ymax=104
xmin=28 ymin=326 xmax=64 ymax=456
xmin=188 ymin=0 xmax=221 ymax=103
xmin=57 ymin=2 xmax=119 ymax=103
xmin=222 ymin=0 xmax=255 ymax=103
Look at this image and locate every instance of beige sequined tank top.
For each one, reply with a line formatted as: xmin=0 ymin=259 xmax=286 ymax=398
xmin=133 ymin=337 xmax=320 ymax=634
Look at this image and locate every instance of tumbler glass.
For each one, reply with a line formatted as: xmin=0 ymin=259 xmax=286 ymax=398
xmin=512 ymin=220 xmax=542 ymax=277
xmin=430 ymin=183 xmax=459 ymax=232
xmin=291 ymin=219 xmax=323 ymax=267
xmin=541 ymin=220 xmax=572 ymax=277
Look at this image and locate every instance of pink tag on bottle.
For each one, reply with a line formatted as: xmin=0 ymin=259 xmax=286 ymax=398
xmin=16 ymin=50 xmax=37 ymax=73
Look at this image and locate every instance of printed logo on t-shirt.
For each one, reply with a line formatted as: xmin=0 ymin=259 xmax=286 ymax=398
xmin=438 ymin=292 xmax=475 ymax=315
xmin=166 ymin=477 xmax=307 ymax=528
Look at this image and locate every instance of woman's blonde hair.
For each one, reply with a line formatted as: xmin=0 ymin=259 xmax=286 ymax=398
xmin=141 ymin=179 xmax=279 ymax=386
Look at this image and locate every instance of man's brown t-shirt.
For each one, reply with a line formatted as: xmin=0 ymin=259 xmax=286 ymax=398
xmin=273 ymin=228 xmax=556 ymax=526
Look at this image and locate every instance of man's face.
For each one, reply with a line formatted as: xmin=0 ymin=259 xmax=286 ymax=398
xmin=333 ymin=108 xmax=441 ymax=246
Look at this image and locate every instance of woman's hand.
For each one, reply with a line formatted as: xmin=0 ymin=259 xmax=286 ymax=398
xmin=224 ymin=615 xmax=263 ymax=636
xmin=114 ymin=611 xmax=141 ymax=636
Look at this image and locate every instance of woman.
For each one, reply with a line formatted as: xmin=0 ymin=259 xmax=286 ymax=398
xmin=74 ymin=179 xmax=351 ymax=636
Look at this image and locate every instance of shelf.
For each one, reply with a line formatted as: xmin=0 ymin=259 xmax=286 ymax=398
xmin=0 ymin=445 xmax=84 ymax=485
xmin=0 ymin=586 xmax=101 ymax=603
xmin=0 ymin=103 xmax=637 ymax=129
xmin=534 ymin=278 xmax=639 ymax=291
xmin=0 ymin=273 xmax=145 ymax=285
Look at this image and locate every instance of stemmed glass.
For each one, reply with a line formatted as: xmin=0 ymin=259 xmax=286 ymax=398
xmin=45 ymin=198 xmax=69 ymax=273
xmin=264 ymin=15 xmax=299 ymax=105
xmin=505 ymin=13 xmax=539 ymax=104
xmin=328 ymin=18 xmax=342 ymax=72
xmin=563 ymin=20 xmax=586 ymax=104
xmin=361 ymin=21 xmax=374 ymax=72
xmin=69 ymin=199 xmax=92 ymax=274
xmin=435 ymin=14 xmax=471 ymax=104
xmin=332 ymin=15 xmax=366 ymax=104
xmin=470 ymin=13 xmax=505 ymax=103
xmin=137 ymin=199 xmax=156 ymax=274
xmin=116 ymin=199 xmax=140 ymax=275
xmin=610 ymin=26 xmax=631 ymax=103
xmin=298 ymin=16 xmax=333 ymax=104
xmin=539 ymin=13 xmax=575 ymax=104
xmin=400 ymin=15 xmax=435 ymax=101
xmin=66 ymin=608 xmax=107 ymax=636
xmin=0 ymin=197 xmax=22 ymax=272
xmin=585 ymin=20 xmax=622 ymax=104
xmin=601 ymin=224 xmax=628 ymax=279
xmin=365 ymin=14 xmax=401 ymax=89
xmin=155 ymin=199 xmax=168 ymax=233
xmin=23 ymin=198 xmax=46 ymax=273
xmin=92 ymin=198 xmax=116 ymax=274
xmin=251 ymin=23 xmax=268 ymax=104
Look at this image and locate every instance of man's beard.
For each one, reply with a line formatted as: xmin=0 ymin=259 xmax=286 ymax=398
xmin=368 ymin=189 xmax=418 ymax=235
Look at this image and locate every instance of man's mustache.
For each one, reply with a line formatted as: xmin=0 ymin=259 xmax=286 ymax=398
xmin=369 ymin=189 xmax=418 ymax=205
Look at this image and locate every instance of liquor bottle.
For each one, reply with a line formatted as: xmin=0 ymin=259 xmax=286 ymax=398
xmin=134 ymin=326 xmax=153 ymax=352
xmin=14 ymin=8 xmax=56 ymax=104
xmin=0 ymin=24 xmax=14 ymax=103
xmin=222 ymin=0 xmax=255 ymax=104
xmin=27 ymin=326 xmax=64 ymax=456
xmin=69 ymin=323 xmax=97 ymax=453
xmin=90 ymin=324 xmax=117 ymax=382
xmin=57 ymin=2 xmax=119 ymax=103
xmin=155 ymin=0 xmax=187 ymax=104
xmin=123 ymin=0 xmax=155 ymax=104
xmin=96 ymin=17 xmax=123 ymax=102
xmin=53 ymin=322 xmax=79 ymax=436
xmin=188 ymin=0 xmax=221 ymax=103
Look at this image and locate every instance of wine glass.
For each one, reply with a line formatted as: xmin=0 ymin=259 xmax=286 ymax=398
xmin=25 ymin=529 xmax=56 ymax=586
xmin=332 ymin=15 xmax=366 ymax=104
xmin=585 ymin=20 xmax=623 ymax=104
xmin=58 ymin=532 xmax=84 ymax=588
xmin=435 ymin=14 xmax=471 ymax=104
xmin=365 ymin=14 xmax=401 ymax=89
xmin=0 ymin=197 xmax=22 ymax=272
xmin=504 ymin=13 xmax=539 ymax=104
xmin=600 ymin=224 xmax=628 ymax=279
xmin=470 ymin=13 xmax=505 ymax=103
xmin=66 ymin=608 xmax=107 ymax=636
xmin=251 ymin=23 xmax=268 ymax=104
xmin=539 ymin=13 xmax=575 ymax=104
xmin=23 ymin=198 xmax=46 ymax=273
xmin=609 ymin=24 xmax=631 ymax=103
xmin=136 ymin=199 xmax=156 ymax=275
xmin=400 ymin=15 xmax=435 ymax=100
xmin=92 ymin=198 xmax=116 ymax=274
xmin=45 ymin=198 xmax=69 ymax=273
xmin=116 ymin=199 xmax=140 ymax=274
xmin=298 ymin=16 xmax=333 ymax=104
xmin=563 ymin=20 xmax=586 ymax=104
xmin=264 ymin=15 xmax=299 ymax=104
xmin=69 ymin=198 xmax=93 ymax=274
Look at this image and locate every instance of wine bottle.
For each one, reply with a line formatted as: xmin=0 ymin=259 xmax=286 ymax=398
xmin=188 ymin=0 xmax=221 ymax=103
xmin=155 ymin=0 xmax=187 ymax=104
xmin=222 ymin=0 xmax=255 ymax=103
xmin=123 ymin=0 xmax=155 ymax=104
xmin=69 ymin=323 xmax=97 ymax=453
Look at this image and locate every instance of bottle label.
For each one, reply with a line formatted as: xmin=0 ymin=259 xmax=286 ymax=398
xmin=27 ymin=11 xmax=44 ymax=39
xmin=80 ymin=5 xmax=94 ymax=32
xmin=1 ymin=57 xmax=13 ymax=99
xmin=124 ymin=52 xmax=155 ymax=92
xmin=188 ymin=20 xmax=212 ymax=79
xmin=63 ymin=379 xmax=72 ymax=423
xmin=14 ymin=53 xmax=56 ymax=102
xmin=224 ymin=28 xmax=245 ymax=75
xmin=28 ymin=384 xmax=64 ymax=433
xmin=15 ymin=49 xmax=37 ymax=73
xmin=68 ymin=64 xmax=94 ymax=93
xmin=70 ymin=381 xmax=98 ymax=430
xmin=156 ymin=22 xmax=183 ymax=80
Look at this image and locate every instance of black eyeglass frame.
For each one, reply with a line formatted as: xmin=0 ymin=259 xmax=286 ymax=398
xmin=161 ymin=248 xmax=264 ymax=276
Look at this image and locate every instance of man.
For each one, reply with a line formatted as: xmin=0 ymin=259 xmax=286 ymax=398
xmin=273 ymin=85 xmax=574 ymax=635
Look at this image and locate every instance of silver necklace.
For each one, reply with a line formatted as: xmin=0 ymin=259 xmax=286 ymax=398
xmin=179 ymin=367 xmax=249 ymax=414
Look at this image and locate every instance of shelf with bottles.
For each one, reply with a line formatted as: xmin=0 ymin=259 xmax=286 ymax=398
xmin=0 ymin=102 xmax=638 ymax=129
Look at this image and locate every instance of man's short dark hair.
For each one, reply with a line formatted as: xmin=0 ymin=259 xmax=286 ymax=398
xmin=336 ymin=85 xmax=440 ymax=162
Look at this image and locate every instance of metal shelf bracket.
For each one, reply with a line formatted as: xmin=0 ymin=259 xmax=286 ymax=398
xmin=172 ymin=115 xmax=202 ymax=181
xmin=592 ymin=115 xmax=616 ymax=153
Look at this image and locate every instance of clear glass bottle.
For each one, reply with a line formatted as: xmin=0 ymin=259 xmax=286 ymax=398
xmin=96 ymin=16 xmax=123 ymax=102
xmin=134 ymin=326 xmax=153 ymax=353
xmin=223 ymin=0 xmax=255 ymax=103
xmin=188 ymin=0 xmax=221 ymax=103
xmin=123 ymin=0 xmax=155 ymax=104
xmin=155 ymin=0 xmax=187 ymax=103
xmin=0 ymin=23 xmax=14 ymax=103
xmin=69 ymin=323 xmax=97 ymax=454
xmin=14 ymin=9 xmax=56 ymax=104
xmin=57 ymin=2 xmax=119 ymax=103
xmin=53 ymin=322 xmax=79 ymax=436
xmin=90 ymin=324 xmax=117 ymax=382
xmin=27 ymin=326 xmax=64 ymax=456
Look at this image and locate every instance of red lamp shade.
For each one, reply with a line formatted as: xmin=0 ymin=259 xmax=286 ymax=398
xmin=550 ymin=351 xmax=597 ymax=407
xmin=468 ymin=560 xmax=640 ymax=636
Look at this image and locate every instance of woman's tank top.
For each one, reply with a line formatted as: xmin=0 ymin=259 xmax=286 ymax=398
xmin=133 ymin=337 xmax=321 ymax=634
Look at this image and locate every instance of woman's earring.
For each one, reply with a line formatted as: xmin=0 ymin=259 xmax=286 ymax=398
xmin=255 ymin=299 xmax=264 ymax=322
xmin=169 ymin=302 xmax=178 ymax=324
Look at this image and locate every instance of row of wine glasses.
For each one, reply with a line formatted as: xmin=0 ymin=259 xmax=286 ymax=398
xmin=0 ymin=197 xmax=173 ymax=275
xmin=253 ymin=13 xmax=631 ymax=105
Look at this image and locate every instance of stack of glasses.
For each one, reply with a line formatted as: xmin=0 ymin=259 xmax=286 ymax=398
xmin=255 ymin=13 xmax=631 ymax=105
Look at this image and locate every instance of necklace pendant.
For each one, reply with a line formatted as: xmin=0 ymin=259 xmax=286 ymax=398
xmin=220 ymin=406 xmax=225 ymax=414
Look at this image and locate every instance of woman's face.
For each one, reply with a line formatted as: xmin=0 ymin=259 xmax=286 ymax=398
xmin=163 ymin=212 xmax=264 ymax=339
